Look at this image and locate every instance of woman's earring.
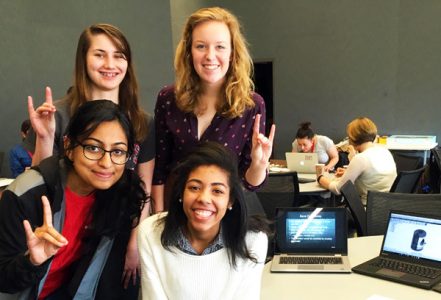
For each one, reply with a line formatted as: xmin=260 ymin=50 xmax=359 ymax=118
xmin=178 ymin=198 xmax=182 ymax=203
xmin=228 ymin=206 xmax=233 ymax=211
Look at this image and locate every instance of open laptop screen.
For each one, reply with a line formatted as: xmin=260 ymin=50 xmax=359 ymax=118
xmin=382 ymin=211 xmax=441 ymax=263
xmin=274 ymin=208 xmax=347 ymax=254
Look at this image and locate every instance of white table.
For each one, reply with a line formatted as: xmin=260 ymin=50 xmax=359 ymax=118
xmin=261 ymin=235 xmax=441 ymax=300
xmin=297 ymin=173 xmax=331 ymax=194
xmin=268 ymin=169 xmax=330 ymax=194
xmin=384 ymin=136 xmax=437 ymax=165
xmin=0 ymin=178 xmax=14 ymax=188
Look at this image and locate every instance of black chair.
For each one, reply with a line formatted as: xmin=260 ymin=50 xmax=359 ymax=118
xmin=392 ymin=152 xmax=423 ymax=174
xmin=340 ymin=181 xmax=366 ymax=236
xmin=428 ymin=147 xmax=441 ymax=193
xmin=243 ymin=190 xmax=267 ymax=217
xmin=366 ymin=191 xmax=441 ymax=236
xmin=389 ymin=166 xmax=425 ymax=193
xmin=257 ymin=171 xmax=300 ymax=220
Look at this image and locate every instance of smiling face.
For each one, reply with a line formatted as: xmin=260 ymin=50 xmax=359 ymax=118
xmin=183 ymin=165 xmax=232 ymax=241
xmin=191 ymin=21 xmax=232 ymax=89
xmin=66 ymin=120 xmax=128 ymax=195
xmin=86 ymin=33 xmax=128 ymax=99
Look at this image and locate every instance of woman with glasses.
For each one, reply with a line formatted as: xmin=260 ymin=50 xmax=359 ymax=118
xmin=27 ymin=24 xmax=154 ymax=293
xmin=0 ymin=100 xmax=147 ymax=299
xmin=316 ymin=117 xmax=396 ymax=204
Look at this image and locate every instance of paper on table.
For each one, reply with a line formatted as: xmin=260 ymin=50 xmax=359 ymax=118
xmin=0 ymin=178 xmax=14 ymax=188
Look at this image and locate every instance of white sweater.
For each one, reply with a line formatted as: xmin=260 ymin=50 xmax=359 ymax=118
xmin=328 ymin=145 xmax=397 ymax=204
xmin=137 ymin=213 xmax=268 ymax=300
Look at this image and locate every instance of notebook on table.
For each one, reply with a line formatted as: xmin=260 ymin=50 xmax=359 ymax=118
xmin=352 ymin=210 xmax=441 ymax=290
xmin=270 ymin=207 xmax=351 ymax=273
xmin=285 ymin=152 xmax=318 ymax=174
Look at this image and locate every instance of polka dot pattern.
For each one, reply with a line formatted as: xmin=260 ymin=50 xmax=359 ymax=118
xmin=152 ymin=85 xmax=267 ymax=191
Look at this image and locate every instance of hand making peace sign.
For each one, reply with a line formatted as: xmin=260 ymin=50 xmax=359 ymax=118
xmin=23 ymin=196 xmax=68 ymax=266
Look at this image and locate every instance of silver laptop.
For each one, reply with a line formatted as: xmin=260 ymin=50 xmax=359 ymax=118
xmin=271 ymin=207 xmax=351 ymax=273
xmin=352 ymin=210 xmax=441 ymax=290
xmin=285 ymin=152 xmax=318 ymax=174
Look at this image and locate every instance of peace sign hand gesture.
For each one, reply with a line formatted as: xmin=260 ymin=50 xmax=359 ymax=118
xmin=23 ymin=196 xmax=68 ymax=266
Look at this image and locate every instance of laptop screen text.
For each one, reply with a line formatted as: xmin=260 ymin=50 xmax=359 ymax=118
xmin=275 ymin=208 xmax=347 ymax=254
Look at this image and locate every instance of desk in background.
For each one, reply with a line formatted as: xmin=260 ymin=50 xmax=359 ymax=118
xmin=261 ymin=163 xmax=334 ymax=219
xmin=268 ymin=160 xmax=331 ymax=194
xmin=382 ymin=135 xmax=437 ymax=165
xmin=261 ymin=235 xmax=440 ymax=300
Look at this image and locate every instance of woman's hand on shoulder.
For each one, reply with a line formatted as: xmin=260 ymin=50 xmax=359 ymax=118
xmin=23 ymin=195 xmax=68 ymax=266
xmin=27 ymin=87 xmax=56 ymax=141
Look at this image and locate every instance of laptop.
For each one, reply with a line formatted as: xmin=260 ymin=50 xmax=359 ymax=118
xmin=285 ymin=152 xmax=318 ymax=174
xmin=270 ymin=207 xmax=351 ymax=273
xmin=352 ymin=210 xmax=441 ymax=290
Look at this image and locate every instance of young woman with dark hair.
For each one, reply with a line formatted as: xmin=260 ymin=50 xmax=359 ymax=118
xmin=27 ymin=23 xmax=154 ymax=291
xmin=0 ymin=100 xmax=147 ymax=299
xmin=292 ymin=121 xmax=339 ymax=172
xmin=138 ymin=141 xmax=269 ymax=299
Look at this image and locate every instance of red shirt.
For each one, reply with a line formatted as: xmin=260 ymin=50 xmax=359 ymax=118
xmin=38 ymin=187 xmax=95 ymax=299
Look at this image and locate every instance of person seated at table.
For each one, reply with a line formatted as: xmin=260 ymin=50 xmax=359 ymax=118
xmin=292 ymin=121 xmax=338 ymax=172
xmin=9 ymin=119 xmax=33 ymax=178
xmin=138 ymin=141 xmax=269 ymax=300
xmin=0 ymin=100 xmax=147 ymax=299
xmin=316 ymin=117 xmax=396 ymax=205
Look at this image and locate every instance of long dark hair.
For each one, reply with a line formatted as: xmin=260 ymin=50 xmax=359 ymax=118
xmin=160 ymin=141 xmax=268 ymax=267
xmin=64 ymin=100 xmax=147 ymax=238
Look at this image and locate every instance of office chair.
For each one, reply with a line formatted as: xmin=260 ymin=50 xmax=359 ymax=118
xmin=366 ymin=191 xmax=441 ymax=236
xmin=389 ymin=166 xmax=425 ymax=193
xmin=392 ymin=152 xmax=423 ymax=174
xmin=257 ymin=171 xmax=300 ymax=220
xmin=428 ymin=147 xmax=441 ymax=193
xmin=340 ymin=181 xmax=367 ymax=236
xmin=243 ymin=191 xmax=267 ymax=217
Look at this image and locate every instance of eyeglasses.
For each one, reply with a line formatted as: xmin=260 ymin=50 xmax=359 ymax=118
xmin=78 ymin=143 xmax=129 ymax=165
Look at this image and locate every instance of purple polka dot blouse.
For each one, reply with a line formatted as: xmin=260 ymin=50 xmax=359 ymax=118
xmin=153 ymin=85 xmax=267 ymax=190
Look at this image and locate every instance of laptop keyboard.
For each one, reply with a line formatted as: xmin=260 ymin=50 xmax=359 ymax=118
xmin=280 ymin=256 xmax=343 ymax=264
xmin=371 ymin=258 xmax=441 ymax=279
